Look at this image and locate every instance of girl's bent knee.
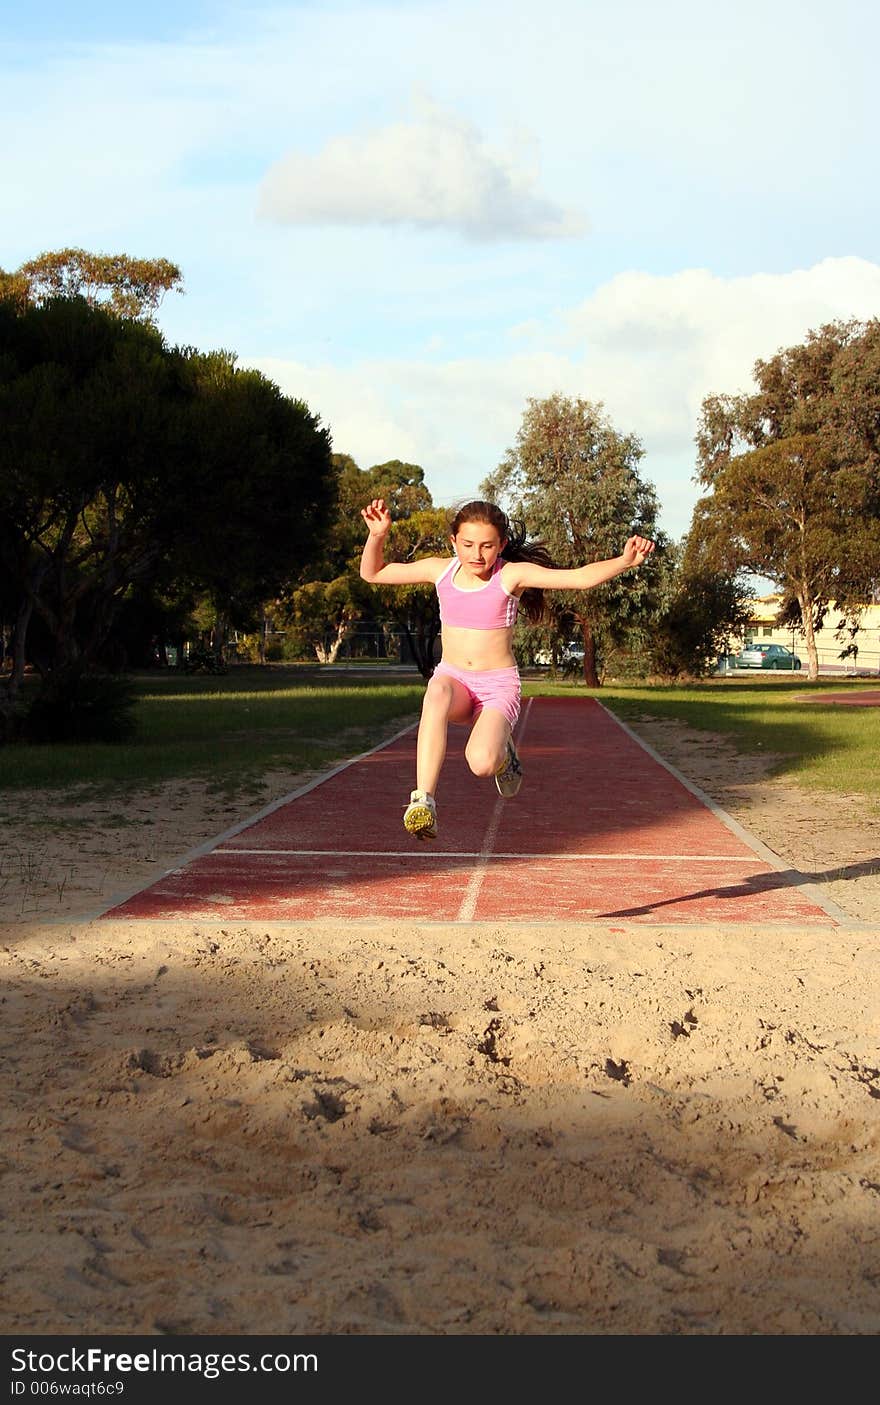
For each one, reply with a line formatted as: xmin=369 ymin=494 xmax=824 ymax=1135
xmin=465 ymin=747 xmax=499 ymax=779
xmin=423 ymin=676 xmax=454 ymax=710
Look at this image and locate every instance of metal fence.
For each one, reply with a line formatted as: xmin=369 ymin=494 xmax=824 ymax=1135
xmin=717 ymin=647 xmax=880 ymax=676
xmin=810 ymin=646 xmax=880 ymax=675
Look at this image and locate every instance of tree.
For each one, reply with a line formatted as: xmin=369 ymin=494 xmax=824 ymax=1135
xmin=483 ymin=393 xmax=664 ymax=686
xmin=371 ymin=508 xmax=450 ymax=677
xmin=284 ymin=576 xmax=364 ymax=663
xmin=0 ymin=296 xmax=192 ymax=694
xmin=366 ymin=460 xmax=433 ymax=518
xmin=0 ymin=296 xmax=335 ymax=705
xmin=693 ymin=319 xmax=880 ymax=680
xmin=8 ymin=248 xmax=184 ymax=323
xmin=175 ymin=350 xmax=335 ymax=657
xmin=648 ymin=534 xmax=754 ymax=678
xmin=276 ymin=455 xmax=434 ymax=668
xmin=0 ymin=268 xmax=29 ymax=313
xmin=324 ymin=455 xmax=434 ymax=576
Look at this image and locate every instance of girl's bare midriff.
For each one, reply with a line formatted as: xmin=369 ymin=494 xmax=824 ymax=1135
xmin=439 ymin=623 xmax=517 ymax=671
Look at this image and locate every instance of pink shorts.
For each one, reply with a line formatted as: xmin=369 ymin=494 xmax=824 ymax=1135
xmin=433 ymin=660 xmax=521 ymax=728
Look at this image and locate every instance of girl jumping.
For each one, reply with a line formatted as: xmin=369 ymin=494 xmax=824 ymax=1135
xmin=360 ymin=498 xmax=655 ymax=840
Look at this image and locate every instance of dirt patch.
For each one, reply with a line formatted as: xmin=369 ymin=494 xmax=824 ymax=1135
xmin=0 ymin=767 xmax=322 ymax=924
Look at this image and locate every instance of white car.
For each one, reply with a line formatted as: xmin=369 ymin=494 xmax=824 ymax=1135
xmin=532 ymin=641 xmax=584 ymax=667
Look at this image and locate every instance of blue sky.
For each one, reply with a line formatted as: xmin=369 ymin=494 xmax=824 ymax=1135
xmin=3 ymin=0 xmax=879 ymax=541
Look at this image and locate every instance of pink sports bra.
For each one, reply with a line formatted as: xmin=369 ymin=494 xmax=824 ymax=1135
xmin=435 ymin=558 xmax=519 ymax=630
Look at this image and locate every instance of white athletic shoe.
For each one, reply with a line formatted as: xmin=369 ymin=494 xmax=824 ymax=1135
xmin=403 ymin=790 xmax=437 ymax=840
xmin=495 ymin=740 xmax=523 ymax=798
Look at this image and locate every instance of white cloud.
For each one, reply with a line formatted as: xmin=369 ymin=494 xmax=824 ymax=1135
xmin=257 ymin=98 xmax=586 ymax=241
xmin=250 ymin=256 xmax=880 ymax=537
xmin=253 ymin=350 xmax=579 ymax=493
xmin=565 ymin=256 xmax=880 ymax=450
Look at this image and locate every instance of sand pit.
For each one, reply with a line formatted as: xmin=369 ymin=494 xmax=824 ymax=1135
xmin=2 ymin=719 xmax=879 ymax=1336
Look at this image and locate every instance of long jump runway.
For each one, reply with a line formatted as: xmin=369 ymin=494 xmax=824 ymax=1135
xmin=100 ymin=698 xmax=843 ymax=926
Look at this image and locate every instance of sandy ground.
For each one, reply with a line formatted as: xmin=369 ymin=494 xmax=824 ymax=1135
xmin=2 ymin=718 xmax=879 ymax=1336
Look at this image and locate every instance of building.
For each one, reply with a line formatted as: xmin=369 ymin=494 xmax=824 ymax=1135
xmin=743 ymin=594 xmax=880 ymax=674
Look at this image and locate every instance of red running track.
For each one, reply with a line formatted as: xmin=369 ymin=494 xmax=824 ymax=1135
xmin=802 ymin=690 xmax=880 ymax=707
xmin=100 ymin=698 xmax=841 ymax=926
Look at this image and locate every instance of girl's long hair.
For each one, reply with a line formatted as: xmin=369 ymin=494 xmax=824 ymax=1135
xmin=448 ymin=500 xmax=556 ymax=623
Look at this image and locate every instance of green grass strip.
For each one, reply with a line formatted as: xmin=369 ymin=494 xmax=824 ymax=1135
xmin=6 ymin=668 xmax=879 ymax=814
xmin=0 ymin=667 xmax=424 ymax=797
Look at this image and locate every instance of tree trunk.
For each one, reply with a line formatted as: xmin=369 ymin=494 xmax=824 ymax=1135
xmin=6 ymin=597 xmax=35 ymax=697
xmin=403 ymin=622 xmax=437 ymax=679
xmin=580 ymin=623 xmax=600 ymax=688
xmin=798 ymin=589 xmax=820 ymax=680
xmin=313 ymin=616 xmax=353 ymax=665
xmin=50 ymin=603 xmax=83 ymax=677
xmin=211 ymin=614 xmax=228 ymax=663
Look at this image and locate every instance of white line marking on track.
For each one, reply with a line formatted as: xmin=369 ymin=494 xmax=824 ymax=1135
xmin=85 ymin=719 xmax=422 ymax=922
xmin=213 ymin=848 xmax=761 ymax=862
xmin=89 ymin=696 xmax=848 ymax=928
xmin=455 ymin=699 xmax=534 ymax=922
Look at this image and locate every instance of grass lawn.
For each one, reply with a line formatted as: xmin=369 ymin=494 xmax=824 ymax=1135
xmin=0 ymin=665 xmax=425 ymax=797
xmin=3 ymin=666 xmax=879 ymax=812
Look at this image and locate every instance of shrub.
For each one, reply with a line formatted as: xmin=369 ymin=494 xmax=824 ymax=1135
xmin=0 ymin=694 xmax=28 ymax=744
xmin=181 ymin=644 xmax=227 ymax=675
xmin=24 ymin=669 xmax=138 ymax=743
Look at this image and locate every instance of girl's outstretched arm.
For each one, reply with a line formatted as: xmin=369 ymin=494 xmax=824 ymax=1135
xmin=503 ymin=534 xmax=655 ymax=592
xmin=359 ymin=498 xmax=445 ymax=585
